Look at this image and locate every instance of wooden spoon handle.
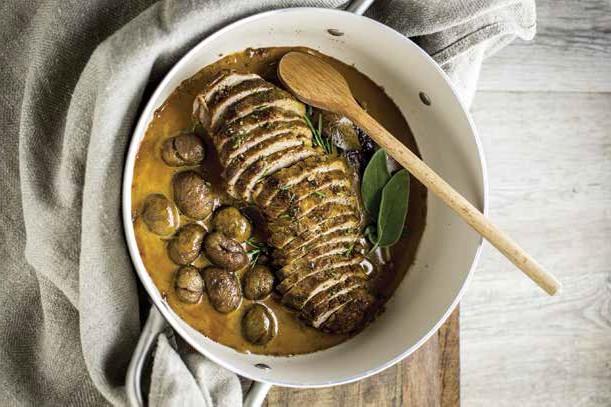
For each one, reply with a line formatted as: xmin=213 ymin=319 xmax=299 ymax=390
xmin=350 ymin=107 xmax=561 ymax=295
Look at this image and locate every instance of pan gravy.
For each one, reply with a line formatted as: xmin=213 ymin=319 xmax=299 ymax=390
xmin=131 ymin=47 xmax=426 ymax=355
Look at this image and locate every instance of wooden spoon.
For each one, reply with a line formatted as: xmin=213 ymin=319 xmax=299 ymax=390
xmin=278 ymin=51 xmax=561 ymax=296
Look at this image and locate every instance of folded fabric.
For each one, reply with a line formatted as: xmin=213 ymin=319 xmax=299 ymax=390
xmin=0 ymin=0 xmax=534 ymax=405
xmin=149 ymin=335 xmax=242 ymax=407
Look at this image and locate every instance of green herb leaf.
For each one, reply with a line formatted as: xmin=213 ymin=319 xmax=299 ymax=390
xmin=376 ymin=169 xmax=410 ymax=247
xmin=286 ymin=191 xmax=297 ymax=204
xmin=304 ymin=108 xmax=334 ymax=155
xmin=342 ymin=241 xmax=356 ymax=257
xmin=231 ymin=132 xmax=246 ymax=148
xmin=361 ymin=149 xmax=390 ymax=216
xmin=246 ymin=238 xmax=270 ymax=267
xmin=246 ymin=237 xmax=267 ymax=250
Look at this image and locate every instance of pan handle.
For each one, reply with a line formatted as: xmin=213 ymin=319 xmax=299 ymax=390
xmin=126 ymin=305 xmax=167 ymax=407
xmin=344 ymin=0 xmax=376 ymax=15
xmin=126 ymin=306 xmax=273 ymax=407
xmin=244 ymin=382 xmax=273 ymax=407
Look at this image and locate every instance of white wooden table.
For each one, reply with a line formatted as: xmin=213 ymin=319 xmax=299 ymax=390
xmin=461 ymin=0 xmax=611 ymax=405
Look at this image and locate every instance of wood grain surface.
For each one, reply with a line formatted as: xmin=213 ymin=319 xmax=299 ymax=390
xmin=265 ymin=308 xmax=460 ymax=407
xmin=478 ymin=0 xmax=611 ymax=92
xmin=462 ymin=0 xmax=611 ymax=404
xmin=462 ymin=91 xmax=611 ymax=407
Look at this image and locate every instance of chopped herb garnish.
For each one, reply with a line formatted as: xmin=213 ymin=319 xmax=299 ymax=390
xmin=287 ymin=191 xmax=297 ymax=203
xmin=258 ymin=168 xmax=270 ymax=181
xmin=343 ymin=241 xmax=356 ymax=257
xmin=232 ymin=132 xmax=247 ymax=148
xmin=287 ymin=206 xmax=299 ymax=218
xmin=246 ymin=237 xmax=267 ymax=250
xmin=304 ymin=108 xmax=334 ymax=154
xmin=246 ymin=238 xmax=270 ymax=266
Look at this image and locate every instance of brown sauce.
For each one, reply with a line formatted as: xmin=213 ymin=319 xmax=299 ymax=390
xmin=131 ymin=47 xmax=426 ymax=355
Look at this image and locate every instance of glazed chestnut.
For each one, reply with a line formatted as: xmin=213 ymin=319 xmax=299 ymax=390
xmin=212 ymin=207 xmax=252 ymax=243
xmin=161 ymin=133 xmax=205 ymax=167
xmin=141 ymin=194 xmax=179 ymax=236
xmin=203 ymin=232 xmax=248 ymax=271
xmin=168 ymin=223 xmax=206 ymax=265
xmin=175 ymin=266 xmax=204 ymax=304
xmin=173 ymin=171 xmax=216 ymax=219
xmin=203 ymin=267 xmax=241 ymax=313
xmin=241 ymin=304 xmax=276 ymax=345
xmin=242 ymin=265 xmax=274 ymax=300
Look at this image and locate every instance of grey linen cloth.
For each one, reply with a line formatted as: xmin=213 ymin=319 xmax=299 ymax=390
xmin=0 ymin=0 xmax=535 ymax=405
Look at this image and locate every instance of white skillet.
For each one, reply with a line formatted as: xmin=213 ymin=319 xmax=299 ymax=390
xmin=123 ymin=1 xmax=488 ymax=405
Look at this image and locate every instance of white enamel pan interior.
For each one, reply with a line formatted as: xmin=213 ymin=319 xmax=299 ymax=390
xmin=123 ymin=7 xmax=487 ymax=388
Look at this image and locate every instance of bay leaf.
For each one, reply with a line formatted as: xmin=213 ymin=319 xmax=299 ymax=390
xmin=376 ymin=169 xmax=410 ymax=247
xmin=361 ymin=148 xmax=390 ymax=216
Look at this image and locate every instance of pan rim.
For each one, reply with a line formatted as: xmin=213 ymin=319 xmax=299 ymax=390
xmin=121 ymin=6 xmax=488 ymax=387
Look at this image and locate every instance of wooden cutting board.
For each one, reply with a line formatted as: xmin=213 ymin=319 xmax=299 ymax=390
xmin=264 ymin=308 xmax=459 ymax=406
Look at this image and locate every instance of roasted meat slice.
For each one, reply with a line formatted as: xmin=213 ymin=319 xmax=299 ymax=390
xmin=268 ymin=201 xmax=357 ymax=241
xmin=195 ymin=87 xmax=305 ymax=133
xmin=214 ymin=106 xmax=303 ymax=149
xmin=194 ymin=71 xmax=260 ymax=128
xmin=223 ymin=133 xmax=311 ymax=194
xmin=267 ymin=203 xmax=357 ymax=249
xmin=218 ymin=120 xmax=310 ymax=167
xmin=201 ymin=71 xmax=259 ymax=104
xmin=301 ymin=276 xmax=366 ymax=320
xmin=276 ymin=252 xmax=364 ymax=284
xmin=276 ymin=248 xmax=365 ymax=293
xmin=320 ymin=289 xmax=374 ymax=333
xmin=281 ymin=265 xmax=367 ymax=309
xmin=308 ymin=286 xmax=366 ymax=328
xmin=274 ymin=185 xmax=356 ymax=222
xmin=275 ymin=230 xmax=362 ymax=266
xmin=263 ymin=170 xmax=351 ymax=218
xmin=218 ymin=89 xmax=305 ymax=132
xmin=280 ymin=214 xmax=360 ymax=254
xmin=206 ymin=78 xmax=274 ymax=128
xmin=253 ymin=155 xmax=348 ymax=207
xmin=279 ymin=265 xmax=354 ymax=296
xmin=277 ymin=240 xmax=363 ymax=269
xmin=235 ymin=146 xmax=317 ymax=202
